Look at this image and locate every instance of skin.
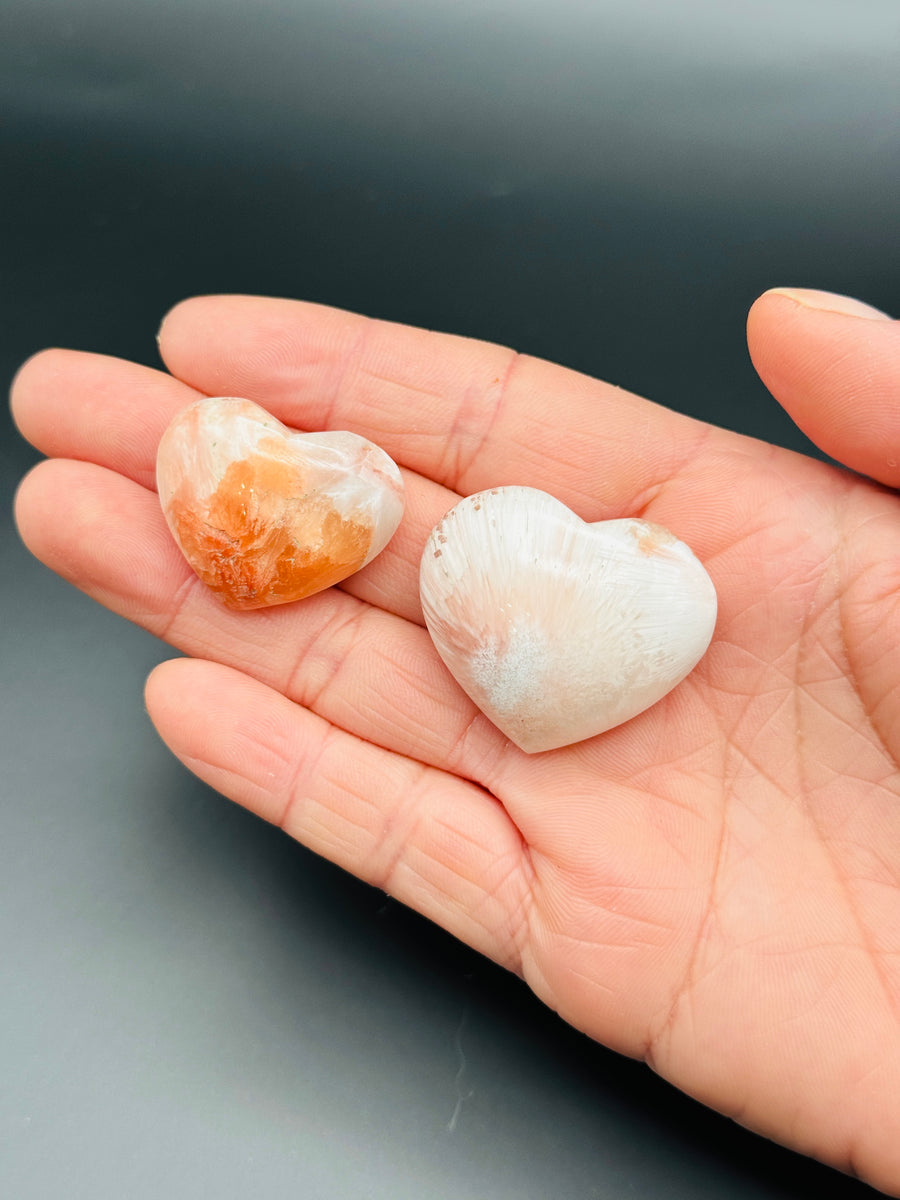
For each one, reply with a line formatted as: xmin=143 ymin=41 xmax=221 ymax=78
xmin=10 ymin=286 xmax=900 ymax=1193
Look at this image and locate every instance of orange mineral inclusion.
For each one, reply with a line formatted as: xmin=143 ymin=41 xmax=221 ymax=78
xmin=166 ymin=450 xmax=372 ymax=609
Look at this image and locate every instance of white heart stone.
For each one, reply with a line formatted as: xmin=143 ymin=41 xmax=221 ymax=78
xmin=157 ymin=397 xmax=404 ymax=609
xmin=419 ymin=486 xmax=717 ymax=752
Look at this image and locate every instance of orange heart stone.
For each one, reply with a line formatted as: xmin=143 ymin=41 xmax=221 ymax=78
xmin=156 ymin=397 xmax=405 ymax=609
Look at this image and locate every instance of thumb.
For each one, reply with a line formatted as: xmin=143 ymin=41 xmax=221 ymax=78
xmin=747 ymin=287 xmax=899 ymax=487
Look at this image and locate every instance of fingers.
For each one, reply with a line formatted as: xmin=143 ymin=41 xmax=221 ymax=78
xmin=156 ymin=294 xmax=708 ymax=515
xmin=145 ymin=657 xmax=531 ymax=970
xmin=747 ymin=288 xmax=900 ymax=487
xmin=13 ymin=458 xmax=510 ymax=782
xmin=10 ymin=349 xmax=201 ymax=491
xmin=9 ymin=348 xmax=455 ymax=626
xmin=9 ymin=322 xmax=727 ymax=626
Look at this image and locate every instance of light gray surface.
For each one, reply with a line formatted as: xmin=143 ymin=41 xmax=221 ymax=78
xmin=2 ymin=2 xmax=898 ymax=1196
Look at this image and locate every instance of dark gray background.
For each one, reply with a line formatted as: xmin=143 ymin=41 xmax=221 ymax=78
xmin=2 ymin=2 xmax=898 ymax=1196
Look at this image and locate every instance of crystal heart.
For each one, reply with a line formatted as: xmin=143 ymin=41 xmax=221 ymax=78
xmin=419 ymin=486 xmax=717 ymax=752
xmin=157 ymin=397 xmax=404 ymax=609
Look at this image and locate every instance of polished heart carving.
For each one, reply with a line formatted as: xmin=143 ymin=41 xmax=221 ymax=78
xmin=419 ymin=487 xmax=717 ymax=753
xmin=156 ymin=397 xmax=404 ymax=609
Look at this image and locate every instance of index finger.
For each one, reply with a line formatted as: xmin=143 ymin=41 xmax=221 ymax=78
xmin=157 ymin=295 xmax=708 ymax=517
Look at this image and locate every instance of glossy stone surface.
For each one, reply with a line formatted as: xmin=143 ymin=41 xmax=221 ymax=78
xmin=157 ymin=397 xmax=405 ymax=609
xmin=419 ymin=487 xmax=717 ymax=753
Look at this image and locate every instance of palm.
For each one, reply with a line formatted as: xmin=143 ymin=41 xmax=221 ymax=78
xmin=13 ymin=292 xmax=900 ymax=1191
xmin=516 ymin=451 xmax=900 ymax=1172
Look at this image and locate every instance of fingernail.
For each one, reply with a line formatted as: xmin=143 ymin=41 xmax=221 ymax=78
xmin=767 ymin=287 xmax=892 ymax=320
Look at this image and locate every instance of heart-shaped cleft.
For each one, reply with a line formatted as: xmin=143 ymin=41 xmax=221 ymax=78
xmin=419 ymin=486 xmax=717 ymax=753
xmin=157 ymin=397 xmax=405 ymax=609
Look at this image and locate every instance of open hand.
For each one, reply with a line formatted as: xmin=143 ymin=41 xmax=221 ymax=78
xmin=12 ymin=287 xmax=900 ymax=1192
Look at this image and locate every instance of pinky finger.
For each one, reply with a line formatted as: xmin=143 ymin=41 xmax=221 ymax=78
xmin=145 ymin=658 xmax=532 ymax=971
